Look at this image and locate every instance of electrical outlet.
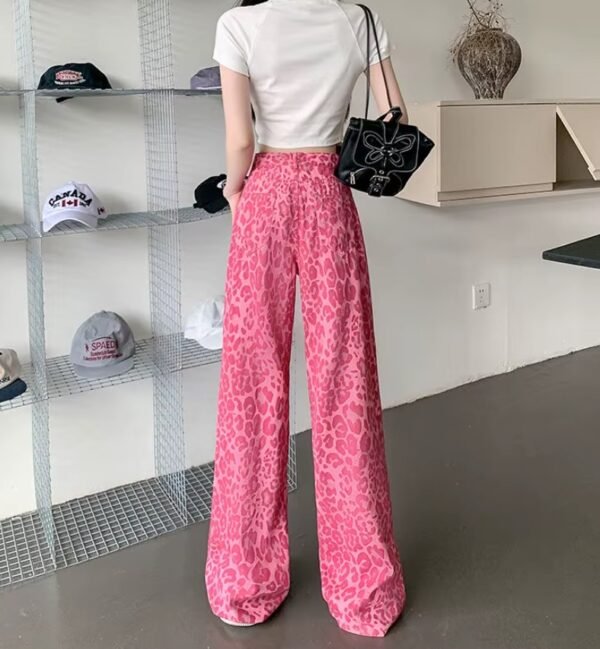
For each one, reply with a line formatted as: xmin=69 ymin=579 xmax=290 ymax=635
xmin=473 ymin=283 xmax=491 ymax=310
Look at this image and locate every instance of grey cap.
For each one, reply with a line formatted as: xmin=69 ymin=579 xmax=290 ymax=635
xmin=190 ymin=65 xmax=221 ymax=92
xmin=70 ymin=311 xmax=136 ymax=379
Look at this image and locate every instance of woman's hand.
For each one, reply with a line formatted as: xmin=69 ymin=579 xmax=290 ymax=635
xmin=225 ymin=190 xmax=243 ymax=224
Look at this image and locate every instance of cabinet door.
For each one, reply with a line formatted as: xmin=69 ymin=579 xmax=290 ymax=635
xmin=558 ymin=104 xmax=600 ymax=181
xmin=439 ymin=104 xmax=556 ymax=194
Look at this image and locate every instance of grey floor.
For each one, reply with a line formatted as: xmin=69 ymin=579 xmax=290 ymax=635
xmin=2 ymin=348 xmax=600 ymax=649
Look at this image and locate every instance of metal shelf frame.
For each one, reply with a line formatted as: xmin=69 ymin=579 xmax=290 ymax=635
xmin=0 ymin=206 xmax=228 ymax=243
xmin=0 ymin=336 xmax=223 ymax=413
xmin=0 ymin=88 xmax=221 ymax=97
xmin=1 ymin=0 xmax=298 ymax=589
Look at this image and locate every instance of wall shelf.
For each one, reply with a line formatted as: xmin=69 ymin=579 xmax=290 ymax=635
xmin=398 ymin=99 xmax=600 ymax=207
xmin=0 ymin=88 xmax=221 ymax=97
xmin=0 ymin=336 xmax=222 ymax=413
xmin=0 ymin=207 xmax=228 ymax=243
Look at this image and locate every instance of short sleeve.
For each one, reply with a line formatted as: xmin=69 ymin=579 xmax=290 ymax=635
xmin=367 ymin=9 xmax=392 ymax=66
xmin=213 ymin=11 xmax=249 ymax=76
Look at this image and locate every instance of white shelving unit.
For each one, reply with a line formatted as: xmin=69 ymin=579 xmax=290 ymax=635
xmin=0 ymin=0 xmax=298 ymax=589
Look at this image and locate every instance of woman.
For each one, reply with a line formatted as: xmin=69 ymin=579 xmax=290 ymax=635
xmin=205 ymin=0 xmax=409 ymax=638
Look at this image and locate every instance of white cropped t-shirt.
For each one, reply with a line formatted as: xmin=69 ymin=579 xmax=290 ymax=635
xmin=213 ymin=0 xmax=393 ymax=149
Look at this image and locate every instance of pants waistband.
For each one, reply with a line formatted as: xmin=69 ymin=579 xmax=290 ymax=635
xmin=252 ymin=151 xmax=340 ymax=173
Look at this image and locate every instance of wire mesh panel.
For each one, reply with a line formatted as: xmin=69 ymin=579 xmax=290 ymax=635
xmin=185 ymin=464 xmax=215 ymax=521
xmin=52 ymin=478 xmax=186 ymax=569
xmin=13 ymin=0 xmax=35 ymax=90
xmin=0 ymin=88 xmax=222 ymax=98
xmin=14 ymin=0 xmax=54 ymax=562
xmin=30 ymin=400 xmax=55 ymax=568
xmin=44 ymin=206 xmax=221 ymax=236
xmin=147 ymin=225 xmax=182 ymax=370
xmin=33 ymin=88 xmax=220 ymax=97
xmin=0 ymin=336 xmax=223 ymax=414
xmin=0 ymin=461 xmax=220 ymax=588
xmin=0 ymin=223 xmax=37 ymax=242
xmin=138 ymin=0 xmax=175 ymax=90
xmin=24 ymin=239 xmax=46 ymax=397
xmin=0 ymin=473 xmax=192 ymax=587
xmin=0 ymin=512 xmax=55 ymax=587
xmin=145 ymin=105 xmax=187 ymax=519
xmin=23 ymin=108 xmax=54 ymax=567
xmin=138 ymin=0 xmax=187 ymax=523
xmin=151 ymin=370 xmax=187 ymax=519
xmin=0 ymin=207 xmax=227 ymax=243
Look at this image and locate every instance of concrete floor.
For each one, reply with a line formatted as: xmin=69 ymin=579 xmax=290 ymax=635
xmin=2 ymin=348 xmax=600 ymax=649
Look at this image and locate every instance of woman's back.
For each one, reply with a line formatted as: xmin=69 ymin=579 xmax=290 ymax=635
xmin=213 ymin=0 xmax=391 ymax=149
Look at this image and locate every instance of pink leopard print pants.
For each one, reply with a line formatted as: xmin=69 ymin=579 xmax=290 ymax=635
xmin=205 ymin=153 xmax=406 ymax=637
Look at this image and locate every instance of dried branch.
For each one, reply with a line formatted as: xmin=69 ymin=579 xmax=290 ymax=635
xmin=449 ymin=0 xmax=509 ymax=63
xmin=466 ymin=0 xmax=488 ymax=29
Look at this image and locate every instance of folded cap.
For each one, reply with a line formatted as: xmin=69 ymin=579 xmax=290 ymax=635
xmin=193 ymin=174 xmax=228 ymax=214
xmin=70 ymin=311 xmax=136 ymax=379
xmin=184 ymin=296 xmax=225 ymax=350
xmin=42 ymin=181 xmax=107 ymax=233
xmin=190 ymin=66 xmax=221 ymax=92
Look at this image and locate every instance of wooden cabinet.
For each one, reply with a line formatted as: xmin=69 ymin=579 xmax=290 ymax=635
xmin=398 ymin=100 xmax=600 ymax=207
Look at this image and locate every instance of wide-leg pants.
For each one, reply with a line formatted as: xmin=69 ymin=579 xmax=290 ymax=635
xmin=205 ymin=152 xmax=406 ymax=637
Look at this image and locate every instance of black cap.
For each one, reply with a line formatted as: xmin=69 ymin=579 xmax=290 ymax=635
xmin=37 ymin=63 xmax=112 ymax=102
xmin=193 ymin=175 xmax=228 ymax=214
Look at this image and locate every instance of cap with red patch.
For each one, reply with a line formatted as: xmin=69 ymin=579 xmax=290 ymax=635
xmin=37 ymin=63 xmax=112 ymax=102
xmin=42 ymin=181 xmax=107 ymax=233
xmin=70 ymin=311 xmax=136 ymax=379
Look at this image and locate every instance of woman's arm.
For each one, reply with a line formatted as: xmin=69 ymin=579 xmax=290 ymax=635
xmin=219 ymin=65 xmax=255 ymax=211
xmin=369 ymin=58 xmax=409 ymax=125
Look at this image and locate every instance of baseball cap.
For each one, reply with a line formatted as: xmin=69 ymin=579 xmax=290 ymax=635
xmin=193 ymin=175 xmax=228 ymax=214
xmin=42 ymin=182 xmax=107 ymax=233
xmin=0 ymin=349 xmax=28 ymax=404
xmin=37 ymin=63 xmax=112 ymax=102
xmin=184 ymin=296 xmax=225 ymax=350
xmin=190 ymin=66 xmax=221 ymax=92
xmin=70 ymin=311 xmax=136 ymax=379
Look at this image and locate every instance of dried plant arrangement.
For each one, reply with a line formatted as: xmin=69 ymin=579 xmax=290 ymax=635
xmin=450 ymin=0 xmax=521 ymax=99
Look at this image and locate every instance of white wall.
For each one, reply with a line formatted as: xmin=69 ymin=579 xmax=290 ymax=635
xmin=2 ymin=0 xmax=600 ymax=519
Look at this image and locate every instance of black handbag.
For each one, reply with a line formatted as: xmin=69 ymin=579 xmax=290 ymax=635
xmin=335 ymin=4 xmax=435 ymax=197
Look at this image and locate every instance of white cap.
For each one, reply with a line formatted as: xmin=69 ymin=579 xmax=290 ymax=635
xmin=184 ymin=295 xmax=225 ymax=350
xmin=0 ymin=349 xmax=22 ymax=388
xmin=70 ymin=311 xmax=136 ymax=379
xmin=42 ymin=181 xmax=107 ymax=232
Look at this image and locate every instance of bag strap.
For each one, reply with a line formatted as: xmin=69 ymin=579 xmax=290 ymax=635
xmin=357 ymin=4 xmax=394 ymax=119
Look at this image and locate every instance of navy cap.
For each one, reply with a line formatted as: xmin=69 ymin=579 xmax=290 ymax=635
xmin=0 ymin=378 xmax=27 ymax=404
xmin=37 ymin=63 xmax=112 ymax=102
